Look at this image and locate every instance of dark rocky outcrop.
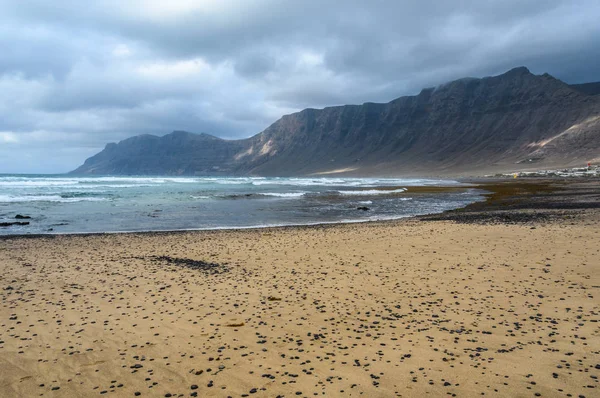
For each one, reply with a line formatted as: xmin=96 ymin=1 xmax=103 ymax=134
xmin=72 ymin=67 xmax=600 ymax=176
xmin=0 ymin=222 xmax=29 ymax=227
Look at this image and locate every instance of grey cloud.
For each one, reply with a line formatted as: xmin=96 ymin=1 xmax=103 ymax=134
xmin=234 ymin=50 xmax=277 ymax=79
xmin=0 ymin=0 xmax=599 ymax=173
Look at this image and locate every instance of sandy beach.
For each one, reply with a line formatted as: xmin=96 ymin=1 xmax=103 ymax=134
xmin=1 ymin=179 xmax=599 ymax=397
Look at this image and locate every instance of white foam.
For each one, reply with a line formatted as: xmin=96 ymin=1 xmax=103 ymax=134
xmin=0 ymin=176 xmax=203 ymax=188
xmin=0 ymin=176 xmax=460 ymax=190
xmin=337 ymin=188 xmax=407 ymax=196
xmin=259 ymin=192 xmax=307 ymax=198
xmin=213 ymin=179 xmax=254 ymax=185
xmin=252 ymin=178 xmax=360 ymax=187
xmin=86 ymin=184 xmax=153 ymax=188
xmin=75 ymin=177 xmax=200 ymax=184
xmin=0 ymin=195 xmax=108 ymax=203
xmin=249 ymin=177 xmax=455 ymax=188
xmin=0 ymin=179 xmax=79 ymax=187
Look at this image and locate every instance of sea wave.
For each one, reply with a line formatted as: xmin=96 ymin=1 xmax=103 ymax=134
xmin=0 ymin=176 xmax=456 ymax=190
xmin=0 ymin=176 xmax=203 ymax=187
xmin=212 ymin=178 xmax=262 ymax=185
xmin=259 ymin=192 xmax=308 ymax=198
xmin=0 ymin=179 xmax=80 ymax=187
xmin=250 ymin=177 xmax=449 ymax=187
xmin=75 ymin=177 xmax=200 ymax=184
xmin=58 ymin=191 xmax=111 ymax=198
xmin=336 ymin=188 xmax=407 ymax=196
xmin=252 ymin=178 xmax=361 ymax=187
xmin=0 ymin=195 xmax=109 ymax=203
xmin=217 ymin=191 xmax=309 ymax=199
xmin=75 ymin=184 xmax=154 ymax=188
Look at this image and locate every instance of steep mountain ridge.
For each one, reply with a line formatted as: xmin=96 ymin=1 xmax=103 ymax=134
xmin=74 ymin=131 xmax=248 ymax=175
xmin=72 ymin=67 xmax=600 ymax=176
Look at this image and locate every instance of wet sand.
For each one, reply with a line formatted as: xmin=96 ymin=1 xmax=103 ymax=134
xmin=1 ymin=179 xmax=599 ymax=397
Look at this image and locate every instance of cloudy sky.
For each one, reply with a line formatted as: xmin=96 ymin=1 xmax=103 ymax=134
xmin=1 ymin=0 xmax=599 ymax=173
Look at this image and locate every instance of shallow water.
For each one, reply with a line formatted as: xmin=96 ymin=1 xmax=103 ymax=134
xmin=0 ymin=175 xmax=484 ymax=235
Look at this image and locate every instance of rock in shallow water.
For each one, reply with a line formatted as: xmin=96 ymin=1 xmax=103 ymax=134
xmin=0 ymin=221 xmax=29 ymax=227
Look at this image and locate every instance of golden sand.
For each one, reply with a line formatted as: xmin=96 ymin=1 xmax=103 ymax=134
xmin=1 ymin=216 xmax=599 ymax=397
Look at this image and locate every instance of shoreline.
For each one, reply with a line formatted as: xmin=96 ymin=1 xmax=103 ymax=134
xmin=0 ymin=183 xmax=479 ymax=240
xmin=1 ymin=177 xmax=596 ymax=240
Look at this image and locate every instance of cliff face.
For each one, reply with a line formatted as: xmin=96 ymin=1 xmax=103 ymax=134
xmin=72 ymin=67 xmax=600 ymax=176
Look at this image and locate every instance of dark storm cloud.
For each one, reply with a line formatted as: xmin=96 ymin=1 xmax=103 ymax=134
xmin=0 ymin=0 xmax=598 ymax=173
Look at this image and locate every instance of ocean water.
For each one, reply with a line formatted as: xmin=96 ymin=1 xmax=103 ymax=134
xmin=0 ymin=175 xmax=484 ymax=235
